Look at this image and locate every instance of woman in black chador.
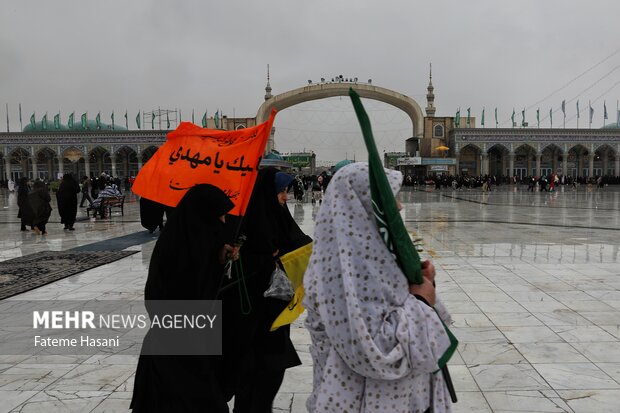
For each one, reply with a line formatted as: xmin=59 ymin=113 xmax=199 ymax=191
xmin=16 ymin=177 xmax=33 ymax=231
xmin=56 ymin=173 xmax=81 ymax=230
xmin=224 ymin=167 xmax=312 ymax=412
xmin=28 ymin=180 xmax=52 ymax=235
xmin=130 ymin=184 xmax=237 ymax=413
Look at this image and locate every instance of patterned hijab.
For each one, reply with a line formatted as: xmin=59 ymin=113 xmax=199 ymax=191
xmin=303 ymin=162 xmax=453 ymax=412
xmin=304 ymin=162 xmax=410 ymax=315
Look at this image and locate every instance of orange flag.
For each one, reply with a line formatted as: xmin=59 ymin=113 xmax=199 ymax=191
xmin=133 ymin=109 xmax=276 ymax=216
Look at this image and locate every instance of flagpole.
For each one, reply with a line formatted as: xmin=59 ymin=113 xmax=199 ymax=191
xmin=19 ymin=103 xmax=22 ymax=130
xmin=5 ymin=103 xmax=9 ymax=132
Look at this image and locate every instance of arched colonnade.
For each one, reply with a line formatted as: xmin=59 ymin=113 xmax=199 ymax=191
xmin=2 ymin=144 xmax=160 ymax=181
xmin=455 ymin=142 xmax=619 ymax=178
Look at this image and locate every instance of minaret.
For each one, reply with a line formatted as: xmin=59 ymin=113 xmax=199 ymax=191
xmin=264 ymin=64 xmax=272 ymax=101
xmin=264 ymin=64 xmax=275 ymax=153
xmin=425 ymin=63 xmax=436 ymax=117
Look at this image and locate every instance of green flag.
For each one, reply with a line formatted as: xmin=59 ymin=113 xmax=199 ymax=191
xmin=214 ymin=110 xmax=220 ymax=129
xmin=521 ymin=109 xmax=525 ymax=127
xmin=481 ymin=108 xmax=485 ymax=126
xmin=42 ymin=113 xmax=47 ymax=130
xmin=124 ymin=110 xmax=128 ymax=129
xmin=111 ymin=111 xmax=115 ymax=130
xmin=349 ymin=88 xmax=422 ymax=284
xmin=96 ymin=112 xmax=101 ymax=129
xmin=455 ymin=109 xmax=460 ymax=128
xmin=81 ymin=113 xmax=87 ymax=129
xmin=549 ymin=108 xmax=553 ymax=128
xmin=511 ymin=109 xmax=515 ymax=127
xmin=349 ymin=87 xmax=458 ymax=372
xmin=166 ymin=111 xmax=170 ymax=129
xmin=466 ymin=108 xmax=470 ymax=126
xmin=68 ymin=112 xmax=74 ymax=129
xmin=54 ymin=113 xmax=60 ymax=129
xmin=536 ymin=108 xmax=540 ymax=128
xmin=192 ymin=109 xmax=195 ymax=125
xmin=136 ymin=112 xmax=141 ymax=129
xmin=151 ymin=112 xmax=155 ymax=129
xmin=201 ymin=111 xmax=207 ymax=128
xmin=30 ymin=113 xmax=36 ymax=129
xmin=494 ymin=108 xmax=498 ymax=127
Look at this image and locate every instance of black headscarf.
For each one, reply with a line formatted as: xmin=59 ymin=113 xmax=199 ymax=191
xmin=241 ymin=167 xmax=311 ymax=256
xmin=144 ymin=184 xmax=234 ymax=300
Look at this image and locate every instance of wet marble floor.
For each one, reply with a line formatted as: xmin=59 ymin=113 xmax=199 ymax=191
xmin=0 ymin=184 xmax=619 ymax=412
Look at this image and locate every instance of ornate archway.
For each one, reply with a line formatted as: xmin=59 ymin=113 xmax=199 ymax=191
xmin=458 ymin=144 xmax=482 ymax=175
xmin=256 ymin=83 xmax=424 ymax=152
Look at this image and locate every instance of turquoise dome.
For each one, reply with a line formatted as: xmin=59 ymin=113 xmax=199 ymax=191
xmin=265 ymin=151 xmax=284 ymax=160
xmin=601 ymin=123 xmax=620 ymax=130
xmin=333 ymin=159 xmax=355 ymax=171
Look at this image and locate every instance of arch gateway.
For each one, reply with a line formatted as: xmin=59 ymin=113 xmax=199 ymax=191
xmin=256 ymin=82 xmax=425 ymax=154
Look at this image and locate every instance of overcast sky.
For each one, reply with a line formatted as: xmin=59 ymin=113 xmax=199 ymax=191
xmin=2 ymin=0 xmax=620 ymax=162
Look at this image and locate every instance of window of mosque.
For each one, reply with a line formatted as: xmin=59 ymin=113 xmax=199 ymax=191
xmin=433 ymin=124 xmax=444 ymax=137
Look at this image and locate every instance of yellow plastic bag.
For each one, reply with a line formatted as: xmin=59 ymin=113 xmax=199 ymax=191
xmin=270 ymin=242 xmax=312 ymax=331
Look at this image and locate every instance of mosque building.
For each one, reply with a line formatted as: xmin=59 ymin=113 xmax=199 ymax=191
xmin=2 ymin=69 xmax=618 ymax=182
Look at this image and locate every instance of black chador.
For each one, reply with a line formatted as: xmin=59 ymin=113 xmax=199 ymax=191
xmin=222 ymin=167 xmax=312 ymax=412
xmin=131 ymin=184 xmax=234 ymax=413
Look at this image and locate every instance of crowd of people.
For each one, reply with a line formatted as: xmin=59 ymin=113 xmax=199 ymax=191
xmin=13 ymin=173 xmax=126 ymax=234
xmin=399 ymin=173 xmax=620 ymax=192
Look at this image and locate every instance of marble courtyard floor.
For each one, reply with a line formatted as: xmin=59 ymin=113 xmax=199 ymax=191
xmin=0 ymin=184 xmax=619 ymax=412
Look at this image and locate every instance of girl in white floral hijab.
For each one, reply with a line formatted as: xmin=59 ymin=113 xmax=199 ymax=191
xmin=304 ymin=162 xmax=454 ymax=413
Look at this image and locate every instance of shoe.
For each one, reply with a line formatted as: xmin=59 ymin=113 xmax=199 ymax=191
xmin=41 ymin=232 xmax=48 ymax=236
xmin=33 ymin=227 xmax=41 ymax=235
xmin=69 ymin=227 xmax=75 ymax=231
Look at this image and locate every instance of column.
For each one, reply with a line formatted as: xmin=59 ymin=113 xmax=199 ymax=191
xmin=615 ymin=157 xmax=619 ymax=177
xmin=508 ymin=154 xmax=515 ymax=178
xmin=111 ymin=157 xmax=117 ymax=178
xmin=31 ymin=157 xmax=38 ymax=180
xmin=5 ymin=159 xmax=11 ymax=181
xmin=603 ymin=153 xmax=608 ymax=175
xmin=84 ymin=158 xmax=91 ymax=178
xmin=588 ymin=154 xmax=594 ymax=178
xmin=562 ymin=153 xmax=568 ymax=177
xmin=535 ymin=154 xmax=541 ymax=177
xmin=57 ymin=156 xmax=64 ymax=175
xmin=481 ymin=154 xmax=489 ymax=176
xmin=454 ymin=155 xmax=459 ymax=175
